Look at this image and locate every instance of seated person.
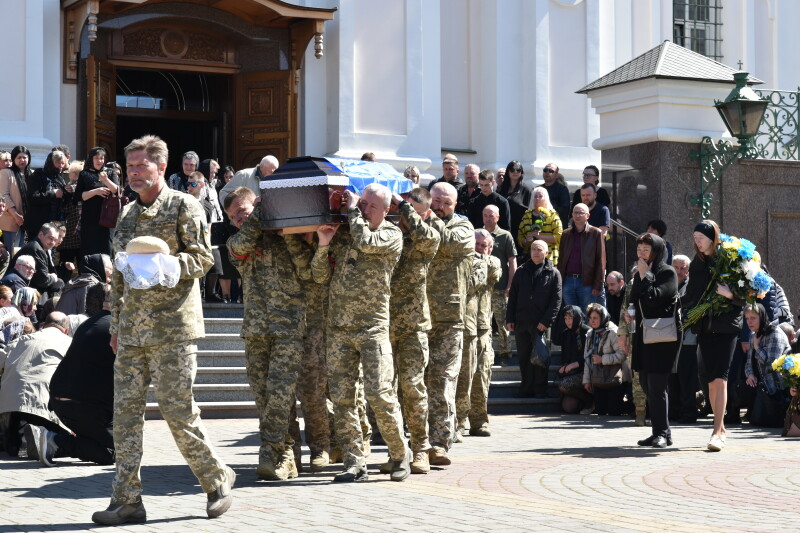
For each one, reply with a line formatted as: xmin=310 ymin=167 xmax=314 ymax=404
xmin=741 ymin=303 xmax=792 ymax=425
xmin=55 ymin=254 xmax=111 ymax=315
xmin=581 ymin=303 xmax=631 ymax=416
xmin=0 ymin=255 xmax=35 ymax=294
xmin=11 ymin=223 xmax=64 ymax=299
xmin=0 ymin=312 xmax=72 ymax=457
xmin=27 ymin=284 xmax=115 ymax=466
xmin=1 ymin=287 xmax=39 ymax=345
xmin=555 ymin=305 xmax=591 ymax=414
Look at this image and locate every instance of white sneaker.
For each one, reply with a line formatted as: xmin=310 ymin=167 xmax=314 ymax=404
xmin=707 ymin=435 xmax=725 ymax=452
xmin=39 ymin=429 xmax=58 ymax=467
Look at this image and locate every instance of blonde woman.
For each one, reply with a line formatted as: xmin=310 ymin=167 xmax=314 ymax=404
xmin=517 ymin=187 xmax=562 ymax=264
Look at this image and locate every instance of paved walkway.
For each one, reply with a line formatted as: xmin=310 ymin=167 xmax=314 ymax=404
xmin=1 ymin=413 xmax=798 ymax=532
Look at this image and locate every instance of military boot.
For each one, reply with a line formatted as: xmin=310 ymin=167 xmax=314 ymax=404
xmin=410 ymin=451 xmax=430 ymax=474
xmin=428 ymin=446 xmax=451 ymax=466
xmin=310 ymin=450 xmax=330 ymax=470
xmin=329 ymin=445 xmax=344 ymax=464
xmin=207 ymin=466 xmax=236 ymax=518
xmin=92 ymin=500 xmax=146 ymax=525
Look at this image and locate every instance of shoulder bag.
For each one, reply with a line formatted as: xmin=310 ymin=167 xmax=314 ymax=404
xmin=100 ymin=194 xmax=128 ymax=228
xmin=640 ymin=297 xmax=679 ymax=344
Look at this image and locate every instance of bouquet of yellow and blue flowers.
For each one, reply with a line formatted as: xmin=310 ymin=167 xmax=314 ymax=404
xmin=683 ymin=233 xmax=772 ymax=329
xmin=772 ymin=354 xmax=800 ymax=390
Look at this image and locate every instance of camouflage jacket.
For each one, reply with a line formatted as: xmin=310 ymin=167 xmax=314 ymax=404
xmin=389 ymin=202 xmax=441 ymax=335
xmin=311 ymin=208 xmax=402 ymax=330
xmin=111 ymin=185 xmax=212 ymax=346
xmin=477 ymin=255 xmax=502 ymax=331
xmin=464 ymin=252 xmax=489 ymax=336
xmin=427 ymin=214 xmax=475 ymax=329
xmin=227 ymin=209 xmax=312 ymax=338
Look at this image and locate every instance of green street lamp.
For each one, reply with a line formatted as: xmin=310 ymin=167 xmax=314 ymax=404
xmin=690 ymin=71 xmax=769 ymax=219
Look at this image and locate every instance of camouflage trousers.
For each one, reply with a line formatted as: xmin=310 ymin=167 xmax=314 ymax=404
xmin=244 ymin=335 xmax=303 ymax=466
xmin=326 ymin=368 xmax=371 ymax=448
xmin=327 ymin=327 xmax=407 ymax=467
xmin=491 ymin=289 xmax=511 ymax=354
xmin=390 ymin=329 xmax=431 ymax=453
xmin=292 ymin=323 xmax=330 ymax=454
xmin=112 ymin=341 xmax=227 ymax=503
xmin=425 ymin=326 xmax=463 ymax=450
xmin=632 ymin=370 xmax=646 ymax=409
xmin=455 ymin=333 xmax=478 ymax=430
xmin=469 ymin=328 xmax=494 ymax=428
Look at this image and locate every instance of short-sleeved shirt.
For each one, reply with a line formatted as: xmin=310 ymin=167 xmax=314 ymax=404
xmin=490 ymin=226 xmax=517 ymax=290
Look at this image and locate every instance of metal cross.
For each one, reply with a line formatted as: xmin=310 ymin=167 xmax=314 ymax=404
xmin=737 ymin=60 xmax=743 ymax=69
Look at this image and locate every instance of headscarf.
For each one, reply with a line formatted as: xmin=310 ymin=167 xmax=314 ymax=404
xmin=587 ymin=304 xmax=611 ymax=355
xmin=563 ymin=305 xmax=585 ymax=331
xmin=78 ymin=254 xmax=106 ymax=282
xmin=646 ymin=233 xmax=668 ymax=273
xmin=12 ymin=287 xmax=39 ymax=317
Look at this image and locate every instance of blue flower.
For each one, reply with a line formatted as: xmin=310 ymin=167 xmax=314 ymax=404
xmin=784 ymin=356 xmax=795 ymax=371
xmin=719 ymin=233 xmax=732 ymax=243
xmin=753 ymin=271 xmax=772 ymax=293
xmin=737 ymin=238 xmax=756 ymax=260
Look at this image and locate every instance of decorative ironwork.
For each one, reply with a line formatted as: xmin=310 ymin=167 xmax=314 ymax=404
xmin=690 ymin=136 xmax=756 ymax=219
xmin=752 ymin=89 xmax=800 ymax=161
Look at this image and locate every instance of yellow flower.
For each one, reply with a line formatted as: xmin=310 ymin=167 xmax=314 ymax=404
xmin=773 ymin=356 xmax=784 ymax=371
xmin=753 ymin=251 xmax=761 ymax=264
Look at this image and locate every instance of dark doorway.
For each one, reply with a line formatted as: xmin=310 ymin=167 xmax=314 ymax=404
xmin=113 ymin=68 xmax=230 ymax=176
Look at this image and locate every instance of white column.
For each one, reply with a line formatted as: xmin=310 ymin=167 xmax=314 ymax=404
xmin=0 ymin=0 xmax=59 ymax=165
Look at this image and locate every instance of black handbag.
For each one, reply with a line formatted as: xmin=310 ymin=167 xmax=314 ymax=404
xmin=750 ymin=386 xmax=787 ymax=428
xmin=529 ymin=332 xmax=551 ymax=369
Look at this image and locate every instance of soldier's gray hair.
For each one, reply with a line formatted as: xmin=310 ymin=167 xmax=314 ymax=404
xmin=182 ymin=151 xmax=199 ymax=166
xmin=363 ymin=183 xmax=391 ymax=208
xmin=125 ymin=135 xmax=169 ymax=166
xmin=672 ymin=254 xmax=691 ymax=266
xmin=475 ymin=228 xmax=494 ymax=244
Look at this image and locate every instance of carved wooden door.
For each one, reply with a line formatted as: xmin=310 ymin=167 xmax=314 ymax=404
xmin=233 ymin=70 xmax=293 ymax=170
xmin=86 ymin=56 xmax=117 ymax=157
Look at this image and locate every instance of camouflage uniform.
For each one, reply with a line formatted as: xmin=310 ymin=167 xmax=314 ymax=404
xmin=294 ymin=278 xmax=331 ymax=456
xmin=425 ymin=214 xmax=475 ymax=451
xmin=616 ymin=277 xmax=645 ymax=409
xmin=389 ymin=202 xmax=440 ymax=453
xmin=110 ymin=186 xmax=228 ymax=504
xmin=489 ymin=227 xmax=517 ymax=356
xmin=311 ymin=208 xmax=407 ymax=467
xmin=455 ymin=252 xmax=489 ymax=431
xmin=470 ymin=255 xmax=502 ymax=429
xmin=227 ymin=208 xmax=311 ymax=469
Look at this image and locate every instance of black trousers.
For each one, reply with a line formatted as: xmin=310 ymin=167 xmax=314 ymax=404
xmin=669 ymin=343 xmax=699 ymax=421
xmin=50 ymin=399 xmax=115 ymax=465
xmin=646 ymin=372 xmax=671 ymax=439
xmin=516 ymin=324 xmax=548 ymax=397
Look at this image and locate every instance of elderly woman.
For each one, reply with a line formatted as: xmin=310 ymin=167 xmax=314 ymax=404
xmin=0 ymin=145 xmax=32 ymax=250
xmin=556 ymin=305 xmax=592 ymax=413
xmin=582 ymin=303 xmax=630 ymax=416
xmin=403 ymin=165 xmax=421 ymax=185
xmin=57 ymin=160 xmax=84 ymax=280
xmin=742 ymin=303 xmax=792 ymax=424
xmin=27 ymin=150 xmax=68 ymax=240
xmin=74 ymin=147 xmax=118 ymax=256
xmin=628 ymin=233 xmax=681 ymax=448
xmin=1 ymin=287 xmax=39 ymax=345
xmin=516 ymin=186 xmax=563 ymax=263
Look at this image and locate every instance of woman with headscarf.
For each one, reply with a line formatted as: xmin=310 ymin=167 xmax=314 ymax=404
xmin=56 ymin=254 xmax=110 ymax=315
xmin=628 ymin=232 xmax=681 ymax=448
xmin=556 ymin=305 xmax=592 ymax=413
xmin=27 ymin=150 xmax=68 ymax=241
xmin=582 ymin=303 xmax=630 ymax=416
xmin=742 ymin=302 xmax=791 ymax=422
xmin=74 ymin=147 xmax=118 ymax=256
xmin=1 ymin=287 xmax=39 ymax=345
xmin=682 ymin=220 xmax=743 ymax=451
xmin=0 ymin=146 xmax=32 ymax=250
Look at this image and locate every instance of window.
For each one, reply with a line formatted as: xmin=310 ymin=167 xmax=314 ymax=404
xmin=673 ymin=0 xmax=722 ymax=61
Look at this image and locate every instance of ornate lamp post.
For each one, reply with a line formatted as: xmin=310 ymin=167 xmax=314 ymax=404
xmin=690 ymin=71 xmax=769 ymax=218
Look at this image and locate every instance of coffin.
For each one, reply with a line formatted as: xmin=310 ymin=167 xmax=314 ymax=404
xmin=260 ymin=156 xmax=414 ymax=232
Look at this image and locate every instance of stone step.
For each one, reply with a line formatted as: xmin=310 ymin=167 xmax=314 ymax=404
xmin=203 ymin=318 xmax=244 ymax=334
xmin=147 ymin=383 xmax=253 ymax=404
xmin=202 ymin=303 xmax=245 ymax=319
xmin=197 ymin=350 xmax=246 ymax=367
xmin=195 ymin=367 xmax=250 ymax=384
xmin=197 ymin=333 xmax=245 ymax=351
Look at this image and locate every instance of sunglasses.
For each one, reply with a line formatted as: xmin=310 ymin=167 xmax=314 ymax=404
xmin=188 ymin=182 xmax=201 ymax=188
xmin=543 ymin=168 xmax=556 ymax=174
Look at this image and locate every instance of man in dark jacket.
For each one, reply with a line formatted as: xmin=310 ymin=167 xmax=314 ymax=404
xmin=11 ymin=223 xmax=64 ymax=298
xmin=557 ymin=203 xmax=605 ymax=312
xmin=506 ymin=240 xmax=562 ymax=398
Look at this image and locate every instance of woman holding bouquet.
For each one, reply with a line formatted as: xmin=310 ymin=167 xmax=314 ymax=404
xmin=628 ymin=233 xmax=680 ymax=448
xmin=684 ymin=220 xmax=745 ymax=451
xmin=517 ymin=187 xmax=562 ymax=263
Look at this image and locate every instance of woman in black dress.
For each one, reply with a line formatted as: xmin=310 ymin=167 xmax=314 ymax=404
xmin=27 ymin=150 xmax=68 ymax=240
xmin=74 ymin=147 xmax=118 ymax=256
xmin=496 ymin=160 xmax=532 ymax=246
xmin=629 ymin=233 xmax=681 ymax=448
xmin=556 ymin=305 xmax=592 ymax=413
xmin=683 ymin=220 xmax=744 ymax=451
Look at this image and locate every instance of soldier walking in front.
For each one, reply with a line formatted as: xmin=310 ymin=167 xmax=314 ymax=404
xmin=92 ymin=135 xmax=235 ymax=526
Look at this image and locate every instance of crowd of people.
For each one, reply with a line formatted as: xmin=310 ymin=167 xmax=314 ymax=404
xmin=0 ymin=142 xmax=797 ymax=525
